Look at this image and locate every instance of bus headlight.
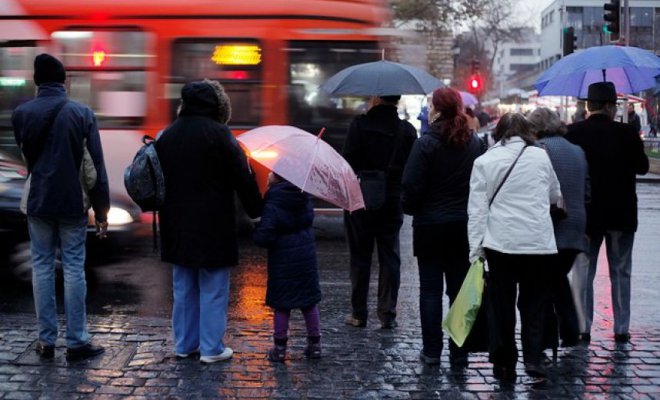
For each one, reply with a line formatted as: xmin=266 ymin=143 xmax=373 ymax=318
xmin=107 ymin=207 xmax=133 ymax=226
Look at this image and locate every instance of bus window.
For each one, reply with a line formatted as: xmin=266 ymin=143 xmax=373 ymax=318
xmin=170 ymin=40 xmax=262 ymax=127
xmin=287 ymin=41 xmax=380 ymax=151
xmin=0 ymin=45 xmax=44 ymax=156
xmin=51 ymin=30 xmax=151 ymax=128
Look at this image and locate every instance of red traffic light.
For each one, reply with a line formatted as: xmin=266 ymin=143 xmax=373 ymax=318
xmin=468 ymin=74 xmax=482 ymax=93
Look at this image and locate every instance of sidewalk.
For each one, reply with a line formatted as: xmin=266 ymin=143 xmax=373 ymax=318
xmin=1 ymin=290 xmax=660 ymax=399
xmin=2 ymin=201 xmax=660 ymax=399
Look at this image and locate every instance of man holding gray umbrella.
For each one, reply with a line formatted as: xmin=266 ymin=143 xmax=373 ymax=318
xmin=566 ymin=82 xmax=649 ymax=344
xmin=342 ymin=95 xmax=417 ymax=329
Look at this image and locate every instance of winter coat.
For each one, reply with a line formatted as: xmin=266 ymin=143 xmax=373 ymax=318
xmin=342 ymin=104 xmax=417 ymax=199
xmin=402 ymin=124 xmax=484 ymax=226
xmin=156 ymin=98 xmax=262 ymax=268
xmin=253 ymin=180 xmax=321 ymax=310
xmin=468 ymin=137 xmax=561 ymax=260
xmin=566 ymin=114 xmax=649 ymax=232
xmin=538 ymin=136 xmax=589 ymax=252
xmin=12 ymin=83 xmax=110 ymax=221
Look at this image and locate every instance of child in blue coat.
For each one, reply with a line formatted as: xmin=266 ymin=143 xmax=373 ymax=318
xmin=253 ymin=172 xmax=322 ymax=362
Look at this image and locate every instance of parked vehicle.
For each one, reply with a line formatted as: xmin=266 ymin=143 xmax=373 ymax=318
xmin=0 ymin=149 xmax=144 ymax=282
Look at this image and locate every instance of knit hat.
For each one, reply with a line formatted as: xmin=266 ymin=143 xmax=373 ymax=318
xmin=33 ymin=53 xmax=66 ymax=86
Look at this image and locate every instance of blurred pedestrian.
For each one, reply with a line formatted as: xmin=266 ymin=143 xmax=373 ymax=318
xmin=465 ymin=107 xmax=480 ymax=132
xmin=342 ymin=95 xmax=416 ymax=329
xmin=468 ymin=113 xmax=561 ymax=380
xmin=417 ymin=104 xmax=429 ymax=135
xmin=528 ymin=107 xmax=589 ymax=350
xmin=253 ymin=172 xmax=322 ymax=362
xmin=12 ymin=53 xmax=109 ymax=361
xmin=156 ymin=80 xmax=263 ymax=363
xmin=401 ymin=88 xmax=485 ymax=366
xmin=625 ymin=103 xmax=641 ymax=135
xmin=566 ymin=82 xmax=649 ymax=344
xmin=573 ymin=100 xmax=587 ymax=123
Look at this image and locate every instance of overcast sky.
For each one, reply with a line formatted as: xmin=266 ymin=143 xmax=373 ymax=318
xmin=514 ymin=0 xmax=555 ymax=31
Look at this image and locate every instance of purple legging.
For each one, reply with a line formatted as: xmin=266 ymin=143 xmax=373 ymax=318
xmin=273 ymin=305 xmax=320 ymax=340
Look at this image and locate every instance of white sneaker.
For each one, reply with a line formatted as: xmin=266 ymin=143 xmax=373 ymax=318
xmin=200 ymin=347 xmax=233 ymax=363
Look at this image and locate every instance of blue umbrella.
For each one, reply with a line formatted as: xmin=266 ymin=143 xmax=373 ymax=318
xmin=534 ymin=45 xmax=660 ymax=97
xmin=320 ymin=60 xmax=444 ymax=96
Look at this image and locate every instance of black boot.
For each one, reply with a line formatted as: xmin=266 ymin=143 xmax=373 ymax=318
xmin=267 ymin=337 xmax=287 ymax=362
xmin=304 ymin=335 xmax=321 ymax=359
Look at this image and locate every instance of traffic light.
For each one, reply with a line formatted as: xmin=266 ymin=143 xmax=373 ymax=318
xmin=470 ymin=59 xmax=480 ymax=74
xmin=562 ymin=27 xmax=577 ymax=56
xmin=468 ymin=74 xmax=482 ymax=94
xmin=603 ymin=0 xmax=620 ymax=42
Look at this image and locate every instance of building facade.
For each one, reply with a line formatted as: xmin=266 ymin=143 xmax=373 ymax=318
xmin=492 ymin=29 xmax=541 ymax=98
xmin=540 ymin=0 xmax=660 ymax=71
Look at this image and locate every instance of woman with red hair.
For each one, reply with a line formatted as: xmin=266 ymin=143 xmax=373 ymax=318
xmin=402 ymin=87 xmax=485 ymax=366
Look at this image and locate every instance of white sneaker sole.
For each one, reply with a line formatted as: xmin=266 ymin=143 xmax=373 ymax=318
xmin=200 ymin=347 xmax=233 ymax=363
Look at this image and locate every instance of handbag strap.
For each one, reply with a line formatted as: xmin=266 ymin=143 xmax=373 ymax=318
xmin=26 ymin=99 xmax=69 ymax=173
xmin=488 ymin=144 xmax=528 ymax=208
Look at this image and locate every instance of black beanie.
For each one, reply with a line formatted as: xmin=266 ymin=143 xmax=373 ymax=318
xmin=33 ymin=53 xmax=66 ymax=86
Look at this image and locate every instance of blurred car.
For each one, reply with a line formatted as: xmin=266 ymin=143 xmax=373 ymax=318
xmin=0 ymin=148 xmax=144 ymax=282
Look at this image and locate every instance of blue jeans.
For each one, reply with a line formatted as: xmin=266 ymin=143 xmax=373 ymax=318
xmin=573 ymin=231 xmax=635 ymax=335
xmin=172 ymin=265 xmax=230 ymax=357
xmin=28 ymin=215 xmax=89 ymax=348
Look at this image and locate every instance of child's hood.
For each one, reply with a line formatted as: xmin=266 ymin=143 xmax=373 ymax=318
xmin=266 ymin=180 xmax=314 ymax=228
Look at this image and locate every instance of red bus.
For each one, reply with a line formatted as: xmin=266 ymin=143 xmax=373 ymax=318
xmin=1 ymin=0 xmax=391 ymax=199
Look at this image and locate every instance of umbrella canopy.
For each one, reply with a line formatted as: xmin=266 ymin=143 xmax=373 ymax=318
xmin=535 ymin=45 xmax=660 ymax=97
xmin=237 ymin=126 xmax=365 ymax=212
xmin=459 ymin=91 xmax=479 ymax=106
xmin=320 ymin=60 xmax=444 ymax=96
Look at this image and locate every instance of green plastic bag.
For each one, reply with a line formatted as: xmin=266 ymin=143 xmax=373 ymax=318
xmin=442 ymin=258 xmax=485 ymax=347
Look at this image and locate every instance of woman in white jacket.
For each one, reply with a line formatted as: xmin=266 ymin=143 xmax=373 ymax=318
xmin=468 ymin=113 xmax=561 ymax=381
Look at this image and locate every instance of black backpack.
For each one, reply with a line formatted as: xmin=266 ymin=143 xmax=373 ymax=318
xmin=124 ymin=134 xmax=165 ymax=249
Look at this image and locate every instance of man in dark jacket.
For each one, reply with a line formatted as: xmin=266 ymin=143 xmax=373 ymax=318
xmin=566 ymin=82 xmax=649 ymax=344
xmin=342 ymin=95 xmax=416 ymax=329
xmin=156 ymin=80 xmax=262 ymax=363
xmin=12 ymin=54 xmax=110 ymax=361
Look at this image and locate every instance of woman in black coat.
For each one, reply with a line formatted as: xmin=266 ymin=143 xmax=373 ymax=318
xmin=253 ymin=173 xmax=321 ymax=362
xmin=156 ymin=80 xmax=262 ymax=364
xmin=401 ymin=87 xmax=485 ymax=367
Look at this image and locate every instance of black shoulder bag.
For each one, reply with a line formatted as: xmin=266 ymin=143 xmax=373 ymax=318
xmin=358 ymin=121 xmax=405 ymax=210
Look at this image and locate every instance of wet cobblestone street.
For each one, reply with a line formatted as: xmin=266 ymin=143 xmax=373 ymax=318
xmin=1 ymin=183 xmax=660 ymax=399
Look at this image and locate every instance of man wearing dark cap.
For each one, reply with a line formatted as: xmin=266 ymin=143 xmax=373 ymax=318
xmin=342 ymin=95 xmax=417 ymax=329
xmin=12 ymin=53 xmax=110 ymax=361
xmin=566 ymin=82 xmax=649 ymax=344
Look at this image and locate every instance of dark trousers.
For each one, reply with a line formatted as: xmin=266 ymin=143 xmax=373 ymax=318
xmin=546 ymin=249 xmax=580 ymax=345
xmin=485 ymin=249 xmax=552 ymax=367
xmin=416 ymin=222 xmax=470 ymax=358
xmin=344 ymin=200 xmax=404 ymax=324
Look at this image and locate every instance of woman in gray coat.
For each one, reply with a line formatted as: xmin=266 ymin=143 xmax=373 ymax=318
xmin=528 ymin=107 xmax=589 ymax=349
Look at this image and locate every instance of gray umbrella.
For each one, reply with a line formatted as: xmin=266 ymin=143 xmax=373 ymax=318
xmin=320 ymin=60 xmax=444 ymax=96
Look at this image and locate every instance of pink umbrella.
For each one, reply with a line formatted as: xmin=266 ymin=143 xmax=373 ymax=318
xmin=237 ymin=125 xmax=365 ymax=212
xmin=459 ymin=91 xmax=479 ymax=106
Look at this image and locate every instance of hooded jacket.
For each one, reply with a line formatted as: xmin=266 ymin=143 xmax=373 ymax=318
xmin=12 ymin=83 xmax=110 ymax=221
xmin=156 ymin=82 xmax=262 ymax=267
xmin=253 ymin=180 xmax=321 ymax=309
